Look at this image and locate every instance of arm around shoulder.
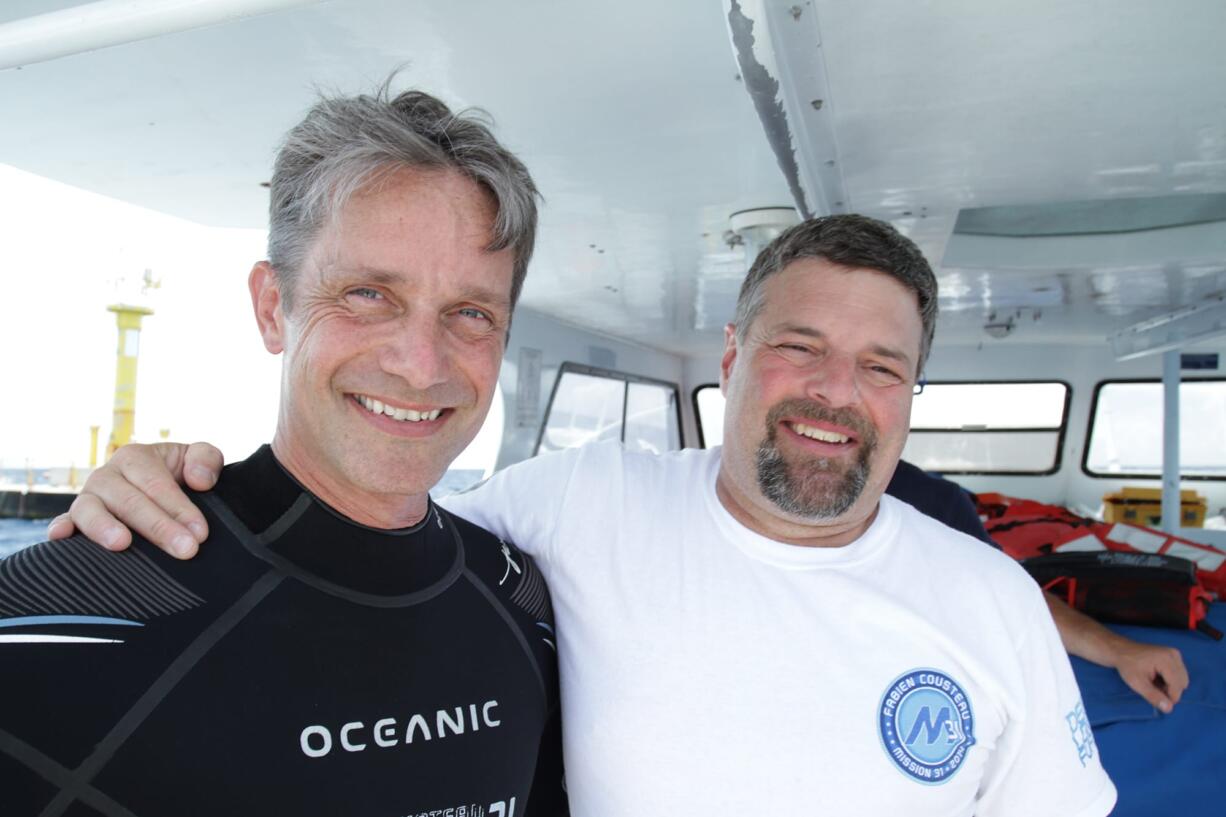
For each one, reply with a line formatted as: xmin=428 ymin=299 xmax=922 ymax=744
xmin=438 ymin=445 xmax=593 ymax=562
xmin=49 ymin=441 xmax=224 ymax=559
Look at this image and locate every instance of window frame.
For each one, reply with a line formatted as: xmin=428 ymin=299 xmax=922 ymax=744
xmin=692 ymin=379 xmax=1073 ymax=475
xmin=534 ymin=362 xmax=684 ymax=455
xmin=1081 ymin=377 xmax=1226 ymax=481
xmin=691 ymin=382 xmax=720 ymax=449
xmin=905 ymin=379 xmax=1073 ymax=477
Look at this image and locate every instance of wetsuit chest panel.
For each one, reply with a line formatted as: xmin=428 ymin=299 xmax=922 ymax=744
xmin=90 ymin=580 xmax=547 ymax=815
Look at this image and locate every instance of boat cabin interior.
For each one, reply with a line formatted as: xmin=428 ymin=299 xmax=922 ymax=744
xmin=2 ymin=2 xmax=1226 ymax=813
xmin=4 ymin=0 xmax=1223 ymax=536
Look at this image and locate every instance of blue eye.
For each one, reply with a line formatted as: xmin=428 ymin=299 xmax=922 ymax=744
xmin=458 ymin=307 xmax=491 ymax=322
xmin=349 ymin=287 xmax=382 ymax=300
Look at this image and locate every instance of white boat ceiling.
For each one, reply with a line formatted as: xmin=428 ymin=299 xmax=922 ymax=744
xmin=2 ymin=0 xmax=1224 ymax=354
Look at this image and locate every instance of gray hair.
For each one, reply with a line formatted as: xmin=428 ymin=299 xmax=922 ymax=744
xmin=267 ymin=81 xmax=539 ymax=311
xmin=733 ymin=214 xmax=938 ymax=375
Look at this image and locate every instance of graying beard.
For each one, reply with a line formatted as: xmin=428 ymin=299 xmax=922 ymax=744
xmin=755 ymin=441 xmax=869 ymax=520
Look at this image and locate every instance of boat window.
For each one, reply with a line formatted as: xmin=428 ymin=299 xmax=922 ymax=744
xmin=434 ymin=383 xmax=506 ymax=496
xmin=537 ymin=363 xmax=682 ymax=455
xmin=693 ymin=380 xmax=1071 ymax=475
xmin=904 ymin=381 xmax=1070 ymax=475
xmin=693 ymin=384 xmax=725 ymax=449
xmin=1084 ymin=379 xmax=1226 ymax=480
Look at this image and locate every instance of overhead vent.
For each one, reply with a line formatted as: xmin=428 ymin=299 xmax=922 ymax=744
xmin=953 ymin=193 xmax=1226 ymax=237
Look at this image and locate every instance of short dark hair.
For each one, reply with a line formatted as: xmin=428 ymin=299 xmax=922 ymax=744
xmin=268 ymin=81 xmax=539 ymax=311
xmin=733 ymin=214 xmax=938 ymax=374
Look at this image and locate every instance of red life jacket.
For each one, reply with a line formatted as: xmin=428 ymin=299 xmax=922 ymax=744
xmin=975 ymin=492 xmax=1224 ymax=637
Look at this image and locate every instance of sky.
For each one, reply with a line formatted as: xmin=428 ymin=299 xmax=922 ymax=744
xmin=0 ymin=164 xmax=500 ymax=477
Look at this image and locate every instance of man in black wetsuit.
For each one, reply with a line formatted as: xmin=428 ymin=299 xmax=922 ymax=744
xmin=0 ymin=86 xmax=563 ymax=816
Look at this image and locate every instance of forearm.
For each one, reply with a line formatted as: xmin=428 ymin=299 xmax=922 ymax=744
xmin=1043 ymin=590 xmax=1128 ymax=668
xmin=1044 ymin=589 xmax=1188 ymax=712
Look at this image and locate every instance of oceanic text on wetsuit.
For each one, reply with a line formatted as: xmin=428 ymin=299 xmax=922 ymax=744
xmin=299 ymin=699 xmax=502 ymax=758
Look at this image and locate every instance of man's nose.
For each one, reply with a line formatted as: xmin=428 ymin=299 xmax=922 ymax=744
xmin=804 ymin=353 xmax=861 ymax=408
xmin=377 ymin=313 xmax=453 ymax=391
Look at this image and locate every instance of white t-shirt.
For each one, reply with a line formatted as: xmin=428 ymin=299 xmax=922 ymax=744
xmin=442 ymin=443 xmax=1116 ymax=817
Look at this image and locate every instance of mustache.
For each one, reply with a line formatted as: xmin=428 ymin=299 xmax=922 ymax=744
xmin=764 ymin=399 xmax=878 ymax=445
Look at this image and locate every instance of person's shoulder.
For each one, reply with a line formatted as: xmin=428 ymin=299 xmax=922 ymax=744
xmin=447 ymin=509 xmax=539 ymax=572
xmin=532 ymin=439 xmax=714 ymax=468
xmin=887 ymin=460 xmax=974 ymax=509
xmin=458 ymin=441 xmax=712 ymax=496
xmin=0 ymin=534 xmax=207 ymax=621
xmin=886 ymin=495 xmax=1026 ymax=582
xmin=445 ymin=506 xmax=509 ymax=546
xmin=576 ymin=440 xmax=717 ymax=476
xmin=442 ymin=508 xmax=554 ymax=623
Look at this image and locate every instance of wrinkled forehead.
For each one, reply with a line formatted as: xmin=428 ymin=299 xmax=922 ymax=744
xmin=315 ymin=169 xmax=502 ymax=264
xmin=763 ymin=259 xmax=921 ymax=320
xmin=758 ymin=262 xmax=923 ymax=358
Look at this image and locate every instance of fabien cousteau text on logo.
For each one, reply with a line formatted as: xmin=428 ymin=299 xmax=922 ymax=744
xmin=878 ymin=669 xmax=975 ymax=785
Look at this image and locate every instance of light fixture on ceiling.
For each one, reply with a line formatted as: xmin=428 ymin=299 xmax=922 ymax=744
xmin=983 ymin=311 xmax=1016 ymax=339
xmin=723 ymin=207 xmax=800 ymax=268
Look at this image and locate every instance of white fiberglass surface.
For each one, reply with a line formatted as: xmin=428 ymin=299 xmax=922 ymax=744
xmin=2 ymin=0 xmax=1224 ymax=357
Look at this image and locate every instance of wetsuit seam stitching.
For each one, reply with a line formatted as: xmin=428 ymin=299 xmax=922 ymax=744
xmin=203 ymin=493 xmax=467 ymax=608
xmin=461 ymin=567 xmax=547 ymax=704
xmin=36 ymin=569 xmax=285 ymax=817
xmin=0 ymin=729 xmax=143 ymax=817
xmin=254 ymin=493 xmax=314 ymax=544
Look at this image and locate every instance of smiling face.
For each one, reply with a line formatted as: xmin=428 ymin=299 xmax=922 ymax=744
xmin=252 ymin=166 xmax=513 ymax=527
xmin=717 ymin=258 xmax=923 ymax=545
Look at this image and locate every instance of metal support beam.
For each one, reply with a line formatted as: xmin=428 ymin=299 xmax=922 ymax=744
xmin=1161 ymin=350 xmax=1181 ymax=534
xmin=1110 ymin=293 xmax=1226 ymax=361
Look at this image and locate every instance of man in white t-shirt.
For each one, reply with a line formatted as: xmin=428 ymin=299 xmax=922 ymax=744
xmin=55 ymin=215 xmax=1116 ymax=815
xmin=439 ymin=215 xmax=1115 ymax=814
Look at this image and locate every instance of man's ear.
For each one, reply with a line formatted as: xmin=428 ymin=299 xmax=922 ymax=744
xmin=719 ymin=323 xmax=739 ymax=395
xmin=249 ymin=261 xmax=285 ymax=354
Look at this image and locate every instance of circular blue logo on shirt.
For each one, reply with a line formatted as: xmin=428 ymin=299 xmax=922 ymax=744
xmin=878 ymin=668 xmax=975 ymax=785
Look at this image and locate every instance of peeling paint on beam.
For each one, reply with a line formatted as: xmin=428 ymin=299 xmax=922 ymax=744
xmin=727 ymin=0 xmax=812 ymax=218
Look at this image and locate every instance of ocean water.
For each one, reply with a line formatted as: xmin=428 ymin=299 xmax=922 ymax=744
xmin=0 ymin=518 xmax=50 ymax=559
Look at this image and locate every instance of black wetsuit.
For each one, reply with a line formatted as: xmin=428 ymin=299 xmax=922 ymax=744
xmin=0 ymin=445 xmax=563 ymax=817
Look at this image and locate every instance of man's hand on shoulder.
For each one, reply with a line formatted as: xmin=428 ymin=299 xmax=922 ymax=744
xmin=46 ymin=442 xmax=225 ymax=559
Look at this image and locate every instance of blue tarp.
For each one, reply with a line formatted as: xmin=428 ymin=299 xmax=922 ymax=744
xmin=1072 ymin=605 xmax=1226 ymax=816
